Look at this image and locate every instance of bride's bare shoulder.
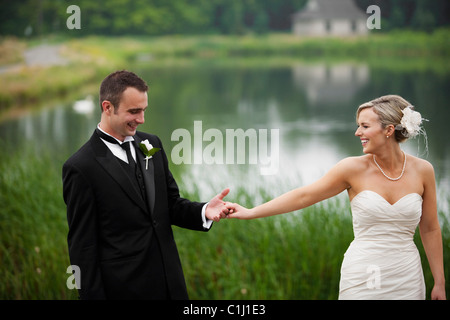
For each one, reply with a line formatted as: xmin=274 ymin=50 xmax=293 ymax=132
xmin=326 ymin=156 xmax=370 ymax=183
xmin=337 ymin=155 xmax=371 ymax=171
xmin=407 ymin=154 xmax=435 ymax=176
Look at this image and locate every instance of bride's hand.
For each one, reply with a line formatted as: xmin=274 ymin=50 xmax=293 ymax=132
xmin=431 ymin=283 xmax=446 ymax=300
xmin=224 ymin=202 xmax=253 ymax=220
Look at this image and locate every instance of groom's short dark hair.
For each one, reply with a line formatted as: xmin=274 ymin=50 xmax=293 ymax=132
xmin=99 ymin=70 xmax=148 ymax=112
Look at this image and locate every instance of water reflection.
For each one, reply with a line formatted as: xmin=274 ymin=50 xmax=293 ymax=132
xmin=292 ymin=63 xmax=370 ymax=105
xmin=0 ymin=61 xmax=448 ymax=211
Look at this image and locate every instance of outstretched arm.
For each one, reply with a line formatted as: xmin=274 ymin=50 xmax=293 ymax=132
xmin=227 ymin=158 xmax=353 ymax=219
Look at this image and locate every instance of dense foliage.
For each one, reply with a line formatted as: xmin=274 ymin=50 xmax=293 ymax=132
xmin=1 ymin=0 xmax=449 ymax=37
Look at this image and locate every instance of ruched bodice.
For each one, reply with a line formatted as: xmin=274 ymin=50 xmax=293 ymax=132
xmin=339 ymin=190 xmax=425 ymax=300
xmin=351 ymin=190 xmax=422 ymax=249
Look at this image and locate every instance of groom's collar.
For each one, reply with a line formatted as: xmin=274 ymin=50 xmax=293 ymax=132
xmin=97 ymin=123 xmax=134 ymax=144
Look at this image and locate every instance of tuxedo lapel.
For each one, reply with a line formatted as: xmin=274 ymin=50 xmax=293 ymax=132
xmin=90 ymin=133 xmax=148 ymax=213
xmin=133 ymin=135 xmax=156 ymax=215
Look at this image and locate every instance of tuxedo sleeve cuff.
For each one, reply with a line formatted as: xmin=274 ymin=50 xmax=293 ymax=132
xmin=201 ymin=202 xmax=213 ymax=230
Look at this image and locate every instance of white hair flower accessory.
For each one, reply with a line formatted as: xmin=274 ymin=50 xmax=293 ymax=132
xmin=395 ymin=106 xmax=427 ymax=138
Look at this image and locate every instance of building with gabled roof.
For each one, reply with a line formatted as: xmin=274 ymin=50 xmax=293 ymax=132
xmin=292 ymin=0 xmax=369 ymax=36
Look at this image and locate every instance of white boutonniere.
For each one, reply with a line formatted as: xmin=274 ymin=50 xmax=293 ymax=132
xmin=139 ymin=139 xmax=160 ymax=170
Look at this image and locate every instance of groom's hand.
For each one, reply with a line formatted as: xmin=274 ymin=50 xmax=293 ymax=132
xmin=205 ymin=188 xmax=231 ymax=222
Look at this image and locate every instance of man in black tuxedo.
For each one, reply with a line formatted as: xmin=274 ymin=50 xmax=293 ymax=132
xmin=63 ymin=70 xmax=230 ymax=299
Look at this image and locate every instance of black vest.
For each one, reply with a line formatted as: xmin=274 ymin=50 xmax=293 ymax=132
xmin=118 ymin=156 xmax=147 ymax=204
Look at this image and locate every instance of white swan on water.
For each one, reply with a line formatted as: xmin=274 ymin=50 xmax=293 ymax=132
xmin=73 ymin=95 xmax=95 ymax=114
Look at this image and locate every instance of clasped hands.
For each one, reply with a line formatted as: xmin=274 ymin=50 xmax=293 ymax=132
xmin=205 ymin=188 xmax=249 ymax=222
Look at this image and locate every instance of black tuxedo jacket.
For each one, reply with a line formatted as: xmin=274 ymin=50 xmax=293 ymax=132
xmin=62 ymin=130 xmax=207 ymax=299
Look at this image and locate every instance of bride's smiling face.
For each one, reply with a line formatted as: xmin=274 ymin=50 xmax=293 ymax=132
xmin=355 ymin=107 xmax=386 ymax=154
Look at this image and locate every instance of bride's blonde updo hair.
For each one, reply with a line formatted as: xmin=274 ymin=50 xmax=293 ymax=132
xmin=356 ymin=94 xmax=414 ymax=143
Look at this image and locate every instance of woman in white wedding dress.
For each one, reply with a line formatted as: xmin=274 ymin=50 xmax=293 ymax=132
xmin=226 ymin=95 xmax=446 ymax=300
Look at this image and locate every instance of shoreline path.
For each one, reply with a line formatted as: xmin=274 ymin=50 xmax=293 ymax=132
xmin=0 ymin=44 xmax=67 ymax=74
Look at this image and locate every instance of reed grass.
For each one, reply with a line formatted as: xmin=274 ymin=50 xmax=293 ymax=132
xmin=1 ymin=143 xmax=448 ymax=299
xmin=174 ymin=202 xmax=354 ymax=299
xmin=0 ymin=144 xmax=77 ymax=299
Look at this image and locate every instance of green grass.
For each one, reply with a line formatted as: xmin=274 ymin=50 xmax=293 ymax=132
xmin=0 ymin=143 xmax=448 ymax=299
xmin=174 ymin=201 xmax=354 ymax=299
xmin=0 ymin=144 xmax=77 ymax=299
xmin=69 ymin=29 xmax=449 ymax=60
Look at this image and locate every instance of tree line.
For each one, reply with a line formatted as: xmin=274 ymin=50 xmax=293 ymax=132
xmin=1 ymin=0 xmax=448 ymax=37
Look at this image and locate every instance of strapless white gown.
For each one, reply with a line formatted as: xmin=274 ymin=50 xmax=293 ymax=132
xmin=339 ymin=190 xmax=425 ymax=300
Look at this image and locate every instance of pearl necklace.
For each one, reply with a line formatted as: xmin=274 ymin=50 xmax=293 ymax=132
xmin=373 ymin=151 xmax=406 ymax=181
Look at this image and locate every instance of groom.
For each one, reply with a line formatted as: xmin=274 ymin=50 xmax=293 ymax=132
xmin=62 ymin=70 xmax=230 ymax=300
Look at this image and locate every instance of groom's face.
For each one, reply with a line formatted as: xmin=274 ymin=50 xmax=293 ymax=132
xmin=108 ymin=87 xmax=148 ymax=140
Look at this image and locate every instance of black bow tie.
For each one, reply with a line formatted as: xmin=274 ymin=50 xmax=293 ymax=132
xmin=96 ymin=128 xmax=136 ymax=167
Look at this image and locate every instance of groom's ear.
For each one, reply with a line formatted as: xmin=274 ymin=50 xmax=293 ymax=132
xmin=101 ymin=100 xmax=113 ymax=114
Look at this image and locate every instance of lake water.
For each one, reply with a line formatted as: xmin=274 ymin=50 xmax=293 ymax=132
xmin=1 ymin=60 xmax=449 ymax=213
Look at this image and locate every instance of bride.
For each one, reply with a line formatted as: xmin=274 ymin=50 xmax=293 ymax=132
xmin=226 ymin=95 xmax=446 ymax=300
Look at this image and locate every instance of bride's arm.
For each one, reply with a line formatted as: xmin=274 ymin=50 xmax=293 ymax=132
xmin=419 ymin=160 xmax=446 ymax=300
xmin=227 ymin=158 xmax=353 ymax=220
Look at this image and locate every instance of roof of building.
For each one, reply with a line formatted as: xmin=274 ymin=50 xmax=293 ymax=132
xmin=293 ymin=0 xmax=368 ymax=20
